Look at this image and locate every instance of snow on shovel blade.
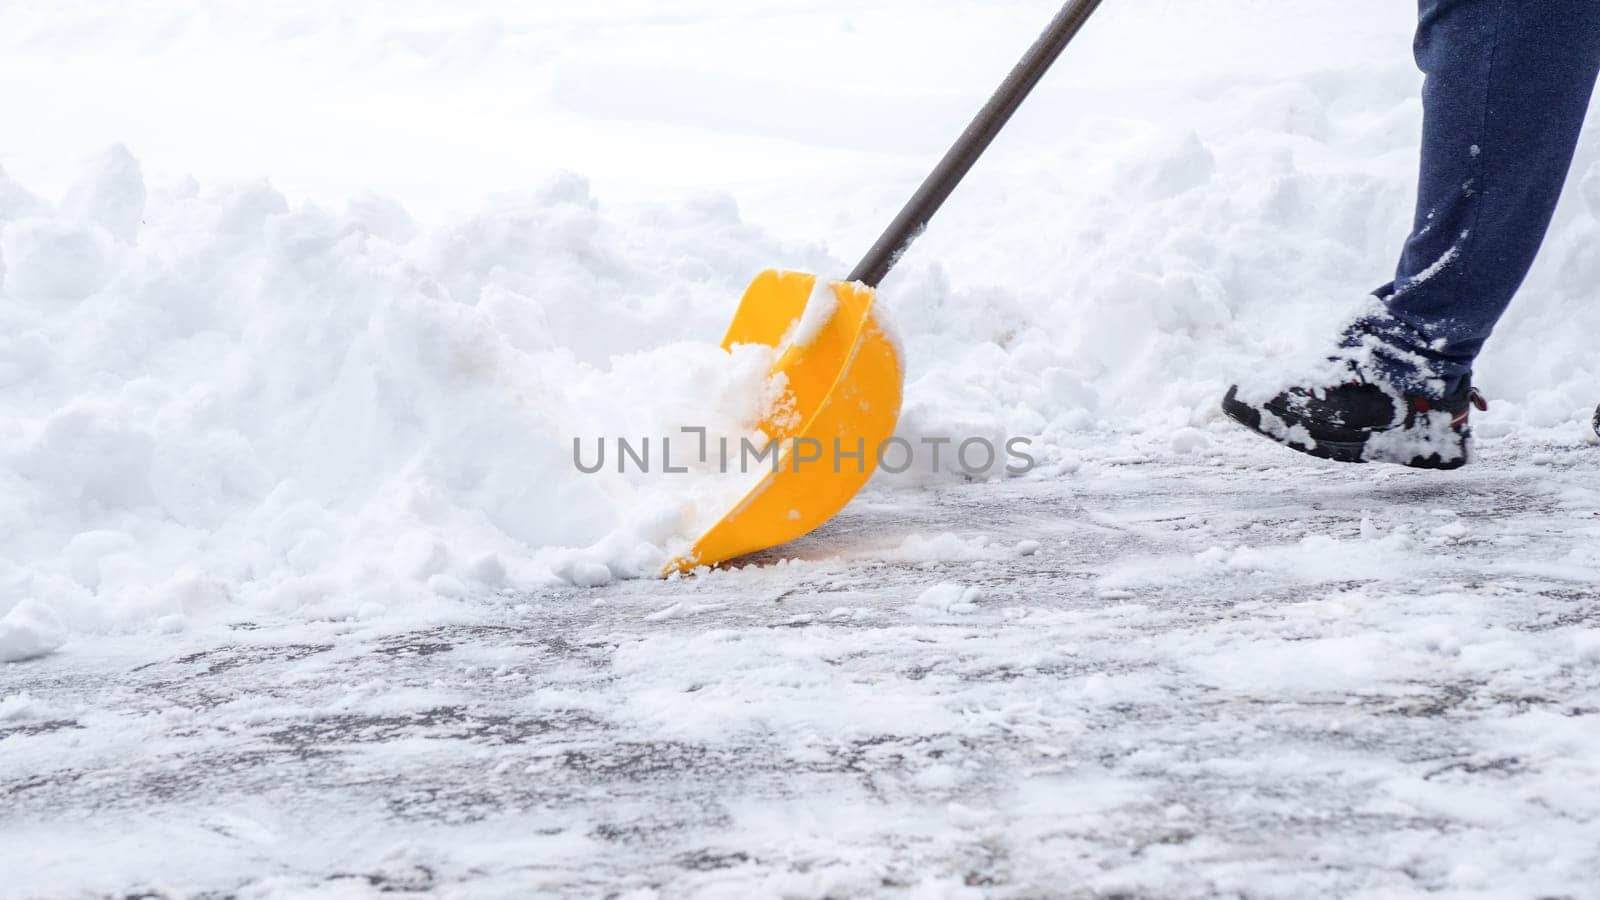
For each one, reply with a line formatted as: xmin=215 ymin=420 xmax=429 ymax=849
xmin=662 ymin=269 xmax=904 ymax=575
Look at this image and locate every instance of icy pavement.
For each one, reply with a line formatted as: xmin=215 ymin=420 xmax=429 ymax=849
xmin=5 ymin=434 xmax=1600 ymax=898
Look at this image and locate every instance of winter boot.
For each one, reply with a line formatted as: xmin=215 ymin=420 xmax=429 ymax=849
xmin=1221 ymin=370 xmax=1487 ymax=470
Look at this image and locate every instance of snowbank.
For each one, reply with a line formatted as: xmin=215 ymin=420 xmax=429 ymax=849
xmin=0 ymin=154 xmax=804 ymax=645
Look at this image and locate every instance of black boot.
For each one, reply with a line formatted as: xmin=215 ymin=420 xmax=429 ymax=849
xmin=1222 ymin=372 xmax=1487 ymax=470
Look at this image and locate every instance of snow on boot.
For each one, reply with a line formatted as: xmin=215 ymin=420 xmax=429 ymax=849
xmin=1221 ymin=371 xmax=1487 ymax=470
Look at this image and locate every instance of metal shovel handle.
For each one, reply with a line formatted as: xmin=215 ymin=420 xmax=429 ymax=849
xmin=848 ymin=0 xmax=1105 ymax=288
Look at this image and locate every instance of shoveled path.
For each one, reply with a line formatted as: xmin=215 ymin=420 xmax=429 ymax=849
xmin=5 ymin=433 xmax=1600 ymax=898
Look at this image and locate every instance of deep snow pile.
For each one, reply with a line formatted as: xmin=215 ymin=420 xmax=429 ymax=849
xmin=0 ymin=155 xmax=805 ymax=657
xmin=4 ymin=0 xmax=1600 ymax=658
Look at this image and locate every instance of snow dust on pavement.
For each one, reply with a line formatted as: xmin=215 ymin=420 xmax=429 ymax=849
xmin=7 ymin=437 xmax=1600 ymax=897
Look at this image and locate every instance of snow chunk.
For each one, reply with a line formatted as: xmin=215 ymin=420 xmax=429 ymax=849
xmin=344 ymin=191 xmax=418 ymax=245
xmin=784 ymin=278 xmax=839 ymax=350
xmin=888 ymin=533 xmax=1010 ymax=563
xmin=0 ymin=599 xmax=67 ymax=663
xmin=1120 ymin=131 xmax=1217 ymax=199
xmin=64 ymin=530 xmax=140 ymax=590
xmin=555 ymin=560 xmax=614 ymax=589
xmin=912 ymin=583 xmax=981 ymax=614
xmin=1170 ymin=427 xmax=1212 ymax=456
xmin=0 ymin=164 xmax=48 ymax=223
xmin=156 ymin=614 xmax=188 ymax=634
xmin=427 ymin=574 xmax=468 ymax=598
xmin=62 ymin=144 xmax=147 ymax=243
xmin=0 ymin=218 xmax=115 ymax=302
xmin=0 ymin=691 xmax=43 ymax=721
xmin=1576 ymin=631 xmax=1600 ymax=666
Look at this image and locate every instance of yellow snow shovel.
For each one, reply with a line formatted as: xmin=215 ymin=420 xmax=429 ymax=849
xmin=665 ymin=0 xmax=1104 ymax=574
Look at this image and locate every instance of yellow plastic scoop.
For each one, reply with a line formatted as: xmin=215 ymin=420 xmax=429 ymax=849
xmin=663 ymin=272 xmax=903 ymax=574
xmin=664 ymin=0 xmax=1103 ymax=574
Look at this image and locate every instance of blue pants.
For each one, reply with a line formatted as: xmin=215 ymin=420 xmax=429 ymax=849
xmin=1351 ymin=0 xmax=1600 ymax=397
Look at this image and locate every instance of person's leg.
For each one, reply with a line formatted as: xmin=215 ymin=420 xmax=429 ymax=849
xmin=1223 ymin=0 xmax=1600 ymax=468
xmin=1351 ymin=0 xmax=1600 ymax=397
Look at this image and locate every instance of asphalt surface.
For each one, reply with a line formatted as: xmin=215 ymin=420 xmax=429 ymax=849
xmin=5 ymin=435 xmax=1600 ymax=898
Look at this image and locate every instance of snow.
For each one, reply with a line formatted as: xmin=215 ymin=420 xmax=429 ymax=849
xmin=2 ymin=0 xmax=1600 ymax=895
xmin=7 ymin=450 xmax=1600 ymax=896
xmin=1399 ymin=234 xmax=1465 ymax=292
xmin=1 ymin=162 xmax=793 ymax=634
xmin=0 ymin=599 xmax=66 ymax=663
xmin=910 ymin=582 xmax=982 ymax=614
xmin=784 ymin=277 xmax=841 ymax=350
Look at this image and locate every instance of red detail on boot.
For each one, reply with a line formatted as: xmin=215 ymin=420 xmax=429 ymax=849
xmin=1452 ymin=389 xmax=1488 ymax=427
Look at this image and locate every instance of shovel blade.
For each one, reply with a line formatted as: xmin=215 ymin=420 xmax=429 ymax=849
xmin=665 ymin=270 xmax=904 ymax=574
